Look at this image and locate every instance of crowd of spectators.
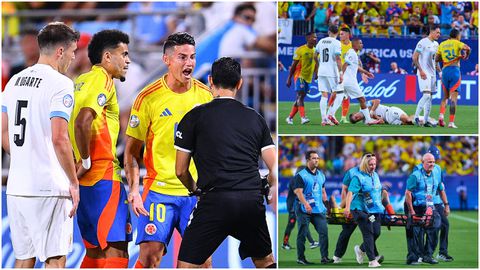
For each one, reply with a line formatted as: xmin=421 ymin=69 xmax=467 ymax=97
xmin=279 ymin=2 xmax=479 ymax=38
xmin=279 ymin=136 xmax=478 ymax=177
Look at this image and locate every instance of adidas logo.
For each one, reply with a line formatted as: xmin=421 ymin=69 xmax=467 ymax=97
xmin=160 ymin=108 xmax=172 ymax=117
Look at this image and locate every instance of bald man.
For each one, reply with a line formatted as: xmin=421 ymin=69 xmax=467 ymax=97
xmin=404 ymin=153 xmax=449 ymax=265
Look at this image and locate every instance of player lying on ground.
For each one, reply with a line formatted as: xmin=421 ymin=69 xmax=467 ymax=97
xmin=349 ymin=99 xmax=438 ymax=125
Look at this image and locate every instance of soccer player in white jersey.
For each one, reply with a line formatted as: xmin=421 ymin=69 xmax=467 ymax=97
xmin=314 ymin=25 xmax=343 ymax=126
xmin=1 ymin=22 xmax=80 ymax=268
xmin=335 ymin=38 xmax=379 ymax=125
xmin=412 ymin=25 xmax=441 ymax=127
xmin=349 ymin=99 xmax=438 ymax=126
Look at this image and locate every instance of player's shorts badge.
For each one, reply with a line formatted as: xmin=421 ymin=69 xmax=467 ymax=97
xmin=97 ymin=93 xmax=107 ymax=106
xmin=63 ymin=94 xmax=73 ymax=108
xmin=145 ymin=223 xmax=157 ymax=235
xmin=129 ymin=115 xmax=140 ymax=128
xmin=126 ymin=222 xmax=133 ymax=234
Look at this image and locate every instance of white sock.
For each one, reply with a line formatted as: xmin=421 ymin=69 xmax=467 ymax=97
xmin=415 ymin=93 xmax=429 ymax=118
xmin=329 ymin=93 xmax=344 ymax=117
xmin=320 ymin=96 xmax=328 ymax=121
xmin=361 ymin=108 xmax=372 ymax=123
xmin=423 ymin=94 xmax=432 ymax=122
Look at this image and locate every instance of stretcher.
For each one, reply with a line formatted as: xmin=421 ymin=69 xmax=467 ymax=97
xmin=326 ymin=211 xmax=435 ymax=229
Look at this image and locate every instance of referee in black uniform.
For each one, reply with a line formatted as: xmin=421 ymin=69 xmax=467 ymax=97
xmin=174 ymin=57 xmax=276 ymax=268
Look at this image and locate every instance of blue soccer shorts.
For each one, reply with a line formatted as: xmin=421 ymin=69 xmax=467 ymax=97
xmin=77 ymin=180 xmax=132 ymax=249
xmin=135 ymin=191 xmax=197 ymax=254
xmin=441 ymin=66 xmax=461 ymax=93
xmin=294 ymin=77 xmax=310 ymax=93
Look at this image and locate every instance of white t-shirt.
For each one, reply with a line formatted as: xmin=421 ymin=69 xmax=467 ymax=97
xmin=219 ymin=22 xmax=257 ymax=58
xmin=315 ymin=36 xmax=341 ymax=78
xmin=344 ymin=48 xmax=359 ymax=85
xmin=373 ymin=104 xmax=389 ymax=119
xmin=414 ymin=37 xmax=439 ymax=76
xmin=2 ymin=64 xmax=74 ymax=197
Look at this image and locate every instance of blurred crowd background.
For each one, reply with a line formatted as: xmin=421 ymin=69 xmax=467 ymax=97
xmin=1 ymin=1 xmax=277 ymax=176
xmin=279 ymin=1 xmax=478 ymax=38
xmin=279 ymin=136 xmax=478 ymax=177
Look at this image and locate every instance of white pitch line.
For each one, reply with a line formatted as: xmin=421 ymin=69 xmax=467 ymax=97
xmin=448 ymin=213 xmax=478 ymax=223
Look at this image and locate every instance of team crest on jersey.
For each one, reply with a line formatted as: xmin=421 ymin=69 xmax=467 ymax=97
xmin=129 ymin=115 xmax=140 ymax=128
xmin=126 ymin=222 xmax=132 ymax=234
xmin=97 ymin=93 xmax=107 ymax=106
xmin=145 ymin=223 xmax=157 ymax=235
xmin=63 ymin=94 xmax=73 ymax=108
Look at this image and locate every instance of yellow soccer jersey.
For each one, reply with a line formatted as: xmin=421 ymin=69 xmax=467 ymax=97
xmin=126 ymin=75 xmax=213 ymax=196
xmin=437 ymin=39 xmax=466 ymax=67
xmin=293 ymin=45 xmax=315 ymax=83
xmin=341 ymin=41 xmax=352 ymax=64
xmin=69 ymin=65 xmax=122 ymax=186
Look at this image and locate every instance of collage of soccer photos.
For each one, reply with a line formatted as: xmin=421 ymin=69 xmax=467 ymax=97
xmin=0 ymin=1 xmax=478 ymax=269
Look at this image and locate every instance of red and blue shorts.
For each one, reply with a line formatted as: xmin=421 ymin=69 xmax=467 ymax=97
xmin=77 ymin=180 xmax=132 ymax=249
xmin=135 ymin=191 xmax=197 ymax=254
xmin=441 ymin=66 xmax=461 ymax=93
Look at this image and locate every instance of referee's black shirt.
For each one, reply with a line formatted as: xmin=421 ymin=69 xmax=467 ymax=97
xmin=174 ymin=97 xmax=275 ymax=191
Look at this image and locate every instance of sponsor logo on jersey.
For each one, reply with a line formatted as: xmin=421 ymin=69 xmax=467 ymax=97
xmin=175 ymin=131 xmax=183 ymax=139
xmin=63 ymin=94 xmax=73 ymax=108
xmin=97 ymin=93 xmax=107 ymax=106
xmin=145 ymin=223 xmax=157 ymax=235
xmin=129 ymin=115 xmax=140 ymax=128
xmin=160 ymin=108 xmax=172 ymax=117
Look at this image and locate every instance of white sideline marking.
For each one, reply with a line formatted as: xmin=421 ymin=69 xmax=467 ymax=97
xmin=449 ymin=213 xmax=478 ymax=224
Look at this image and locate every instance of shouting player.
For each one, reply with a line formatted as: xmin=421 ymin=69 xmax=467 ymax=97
xmin=124 ymin=32 xmax=213 ymax=268
xmin=69 ymin=30 xmax=132 ymax=268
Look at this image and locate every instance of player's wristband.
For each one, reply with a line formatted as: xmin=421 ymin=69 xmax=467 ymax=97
xmin=82 ymin=156 xmax=91 ymax=170
xmin=444 ymin=202 xmax=449 ymax=206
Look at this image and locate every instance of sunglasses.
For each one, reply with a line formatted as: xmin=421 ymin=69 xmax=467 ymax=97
xmin=364 ymin=153 xmax=376 ymax=158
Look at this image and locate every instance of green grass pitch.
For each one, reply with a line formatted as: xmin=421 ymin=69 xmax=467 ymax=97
xmin=278 ymin=102 xmax=478 ymax=134
xmin=278 ymin=211 xmax=478 ymax=268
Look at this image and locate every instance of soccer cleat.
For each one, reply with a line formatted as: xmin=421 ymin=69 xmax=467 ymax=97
xmin=322 ymin=120 xmax=334 ymax=126
xmin=286 ymin=117 xmax=293 ymax=125
xmin=414 ymin=117 xmax=422 ymax=126
xmin=424 ymin=122 xmax=436 ymax=127
xmin=301 ymin=117 xmax=310 ymax=125
xmin=333 ymin=256 xmax=342 ymax=264
xmin=375 ymin=255 xmax=384 ymax=263
xmin=340 ymin=117 xmax=350 ymax=124
xmin=368 ymin=260 xmax=381 ymax=268
xmin=448 ymin=122 xmax=457 ymax=128
xmin=297 ymin=258 xmax=314 ymax=265
xmin=422 ymin=257 xmax=438 ymax=264
xmin=309 ymin=241 xmax=319 ymax=249
xmin=328 ymin=115 xmax=340 ymax=125
xmin=282 ymin=243 xmax=292 ymax=250
xmin=321 ymin=257 xmax=334 ymax=264
xmin=354 ymin=245 xmax=365 ymax=264
xmin=437 ymin=254 xmax=454 ymax=262
xmin=438 ymin=118 xmax=445 ymax=127
xmin=406 ymin=259 xmax=419 ymax=265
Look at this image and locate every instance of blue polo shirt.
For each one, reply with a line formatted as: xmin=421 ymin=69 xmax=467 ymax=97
xmin=413 ymin=163 xmax=445 ymax=205
xmin=348 ymin=170 xmax=384 ymax=213
xmin=343 ymin=166 xmax=359 ymax=187
xmin=407 ymin=166 xmax=444 ymax=207
xmin=294 ymin=167 xmax=327 ymax=214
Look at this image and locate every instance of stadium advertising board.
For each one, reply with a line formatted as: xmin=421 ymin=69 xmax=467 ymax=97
xmin=278 ymin=71 xmax=478 ymax=105
xmin=279 ymin=35 xmax=478 ymax=74
xmin=278 ymin=175 xmax=479 ymax=214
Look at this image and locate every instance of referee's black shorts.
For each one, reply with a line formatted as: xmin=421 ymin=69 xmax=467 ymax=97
xmin=178 ymin=190 xmax=272 ymax=265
